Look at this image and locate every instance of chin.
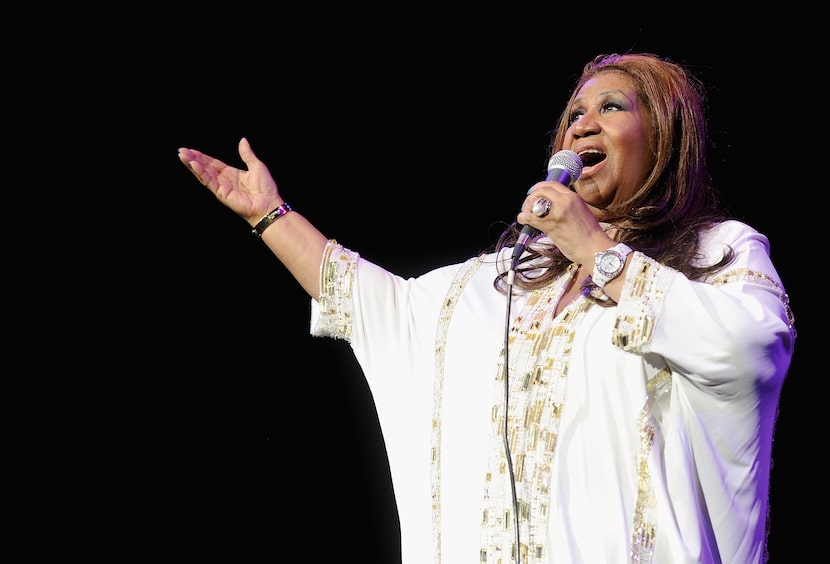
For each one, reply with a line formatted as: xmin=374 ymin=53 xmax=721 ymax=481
xmin=574 ymin=183 xmax=600 ymax=202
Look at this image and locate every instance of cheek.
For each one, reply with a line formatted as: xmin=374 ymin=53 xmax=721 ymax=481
xmin=622 ymin=127 xmax=654 ymax=178
xmin=561 ymin=129 xmax=577 ymax=149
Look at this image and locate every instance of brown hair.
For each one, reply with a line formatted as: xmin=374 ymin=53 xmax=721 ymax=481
xmin=494 ymin=52 xmax=732 ymax=293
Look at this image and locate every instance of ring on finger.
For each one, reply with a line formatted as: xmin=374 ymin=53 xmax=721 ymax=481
xmin=532 ymin=197 xmax=552 ymax=218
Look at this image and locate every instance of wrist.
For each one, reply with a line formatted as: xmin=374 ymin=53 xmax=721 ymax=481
xmin=592 ymin=243 xmax=632 ymax=289
xmin=251 ymin=202 xmax=293 ymax=238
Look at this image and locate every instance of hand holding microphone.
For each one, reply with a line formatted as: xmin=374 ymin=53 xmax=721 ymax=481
xmin=510 ymin=150 xmax=583 ymax=271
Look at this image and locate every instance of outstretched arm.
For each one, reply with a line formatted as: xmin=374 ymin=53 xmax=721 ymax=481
xmin=178 ymin=137 xmax=329 ymax=299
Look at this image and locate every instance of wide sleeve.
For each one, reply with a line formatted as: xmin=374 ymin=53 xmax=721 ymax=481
xmin=309 ymin=240 xmax=463 ymax=373
xmin=613 ymin=220 xmax=795 ymax=393
xmin=308 ymin=240 xmax=485 ymax=561
xmin=609 ymin=221 xmax=795 ymax=562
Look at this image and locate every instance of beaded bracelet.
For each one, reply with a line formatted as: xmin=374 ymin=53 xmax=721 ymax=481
xmin=251 ymin=202 xmax=293 ymax=238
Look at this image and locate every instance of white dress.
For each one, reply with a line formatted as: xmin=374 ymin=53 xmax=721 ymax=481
xmin=310 ymin=219 xmax=795 ymax=564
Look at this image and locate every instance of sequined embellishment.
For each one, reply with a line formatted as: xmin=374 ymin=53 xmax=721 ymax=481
xmin=478 ymin=264 xmax=595 ymax=563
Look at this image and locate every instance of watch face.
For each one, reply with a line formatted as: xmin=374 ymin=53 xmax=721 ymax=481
xmin=600 ymin=252 xmax=622 ymax=273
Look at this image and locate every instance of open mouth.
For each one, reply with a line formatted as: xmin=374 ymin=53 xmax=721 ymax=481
xmin=578 ymin=149 xmax=606 ymax=167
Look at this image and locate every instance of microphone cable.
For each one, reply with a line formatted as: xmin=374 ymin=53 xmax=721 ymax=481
xmin=499 ymin=150 xmax=581 ymax=563
xmin=502 ymin=272 xmax=522 ymax=564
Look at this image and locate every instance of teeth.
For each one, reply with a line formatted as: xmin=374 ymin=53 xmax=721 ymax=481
xmin=578 ymin=149 xmax=602 ymax=156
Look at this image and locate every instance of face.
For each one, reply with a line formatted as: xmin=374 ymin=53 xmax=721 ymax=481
xmin=562 ymin=70 xmax=655 ymax=217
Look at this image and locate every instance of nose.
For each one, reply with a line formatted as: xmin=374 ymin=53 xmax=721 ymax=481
xmin=572 ymin=111 xmax=600 ymax=138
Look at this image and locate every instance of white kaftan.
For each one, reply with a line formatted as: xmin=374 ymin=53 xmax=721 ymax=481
xmin=310 ymin=219 xmax=795 ymax=564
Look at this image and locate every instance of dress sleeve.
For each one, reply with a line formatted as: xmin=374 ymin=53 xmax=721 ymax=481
xmin=310 ymin=240 xmax=357 ymax=341
xmin=612 ymin=220 xmax=795 ymax=390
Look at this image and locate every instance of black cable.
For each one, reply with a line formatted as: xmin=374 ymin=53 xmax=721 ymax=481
xmin=502 ymin=275 xmax=521 ymax=564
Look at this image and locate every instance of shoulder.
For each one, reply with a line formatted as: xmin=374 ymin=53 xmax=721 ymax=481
xmin=699 ymin=219 xmax=769 ymax=250
xmin=701 ymin=219 xmax=759 ymax=238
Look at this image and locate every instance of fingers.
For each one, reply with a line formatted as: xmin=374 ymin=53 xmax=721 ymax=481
xmin=517 ymin=184 xmax=574 ymax=230
xmin=180 ymin=138 xmax=258 ymax=184
xmin=522 ymin=186 xmax=555 ymax=219
xmin=177 ymin=147 xmax=224 ymax=192
xmin=177 ymin=148 xmax=203 ymax=178
xmin=531 ymin=197 xmax=552 ymax=218
xmin=177 ymin=147 xmax=199 ymax=168
xmin=238 ymin=137 xmax=255 ymax=164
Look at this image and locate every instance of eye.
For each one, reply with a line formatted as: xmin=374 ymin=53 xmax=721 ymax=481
xmin=567 ymin=109 xmax=585 ymax=126
xmin=600 ymin=101 xmax=623 ymax=113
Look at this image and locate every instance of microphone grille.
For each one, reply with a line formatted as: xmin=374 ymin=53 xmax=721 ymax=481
xmin=547 ymin=149 xmax=583 ymax=181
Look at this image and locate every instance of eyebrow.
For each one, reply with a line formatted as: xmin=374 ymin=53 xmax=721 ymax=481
xmin=572 ymin=89 xmax=635 ymax=106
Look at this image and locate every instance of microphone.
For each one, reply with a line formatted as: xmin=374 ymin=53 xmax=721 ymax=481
xmin=509 ymin=150 xmax=583 ymax=271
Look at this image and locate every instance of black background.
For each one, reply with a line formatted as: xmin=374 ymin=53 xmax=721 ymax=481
xmin=37 ymin=15 xmax=815 ymax=563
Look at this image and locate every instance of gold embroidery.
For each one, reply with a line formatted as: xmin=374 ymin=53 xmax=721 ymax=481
xmin=480 ymin=264 xmax=594 ymax=563
xmin=630 ymin=366 xmax=672 ymax=563
xmin=432 ymin=255 xmax=484 ymax=564
xmin=710 ymin=268 xmax=797 ymax=341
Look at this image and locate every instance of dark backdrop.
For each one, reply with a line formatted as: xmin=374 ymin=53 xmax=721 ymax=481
xmin=53 ymin=17 xmax=813 ymax=563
